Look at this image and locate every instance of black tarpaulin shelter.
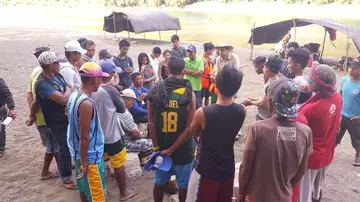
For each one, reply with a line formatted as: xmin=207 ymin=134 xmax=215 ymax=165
xmin=248 ymin=18 xmax=360 ymax=68
xmin=103 ymin=10 xmax=181 ymax=40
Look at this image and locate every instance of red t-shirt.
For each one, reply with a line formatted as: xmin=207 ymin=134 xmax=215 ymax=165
xmin=298 ymin=93 xmax=342 ymax=169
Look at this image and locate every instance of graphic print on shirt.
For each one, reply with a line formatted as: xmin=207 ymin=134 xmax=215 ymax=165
xmin=329 ymin=104 xmax=336 ymax=115
xmin=277 ymin=126 xmax=297 ymax=141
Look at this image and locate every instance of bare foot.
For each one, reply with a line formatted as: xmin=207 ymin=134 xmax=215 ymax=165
xmin=120 ymin=188 xmax=139 ymax=201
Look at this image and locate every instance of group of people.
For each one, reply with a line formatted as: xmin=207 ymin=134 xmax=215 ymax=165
xmin=0 ymin=34 xmax=359 ymax=202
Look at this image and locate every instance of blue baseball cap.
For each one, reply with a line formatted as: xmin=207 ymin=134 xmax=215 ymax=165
xmin=99 ymin=59 xmax=122 ymax=73
xmin=144 ymin=151 xmax=173 ymax=172
xmin=186 ymin=44 xmax=197 ymax=52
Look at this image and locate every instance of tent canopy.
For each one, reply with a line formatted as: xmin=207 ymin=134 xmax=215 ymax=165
xmin=103 ymin=11 xmax=181 ymax=34
xmin=248 ymin=18 xmax=360 ymax=53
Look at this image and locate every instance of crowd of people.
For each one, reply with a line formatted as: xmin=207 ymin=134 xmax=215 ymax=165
xmin=0 ymin=34 xmax=359 ymax=202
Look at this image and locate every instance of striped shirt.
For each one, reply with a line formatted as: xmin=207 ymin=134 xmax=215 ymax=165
xmin=118 ymin=110 xmax=138 ymax=144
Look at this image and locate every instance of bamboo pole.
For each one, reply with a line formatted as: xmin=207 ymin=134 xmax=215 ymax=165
xmin=320 ymin=29 xmax=327 ymax=61
xmin=292 ymin=19 xmax=297 ymax=41
xmin=112 ymin=11 xmax=117 ymax=41
xmin=249 ymin=22 xmax=256 ymax=61
xmin=344 ymin=28 xmax=350 ymax=73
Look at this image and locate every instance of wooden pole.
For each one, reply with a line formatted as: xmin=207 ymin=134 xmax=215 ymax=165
xmin=127 ymin=18 xmax=130 ymax=40
xmin=344 ymin=28 xmax=350 ymax=73
xmin=320 ymin=29 xmax=327 ymax=61
xmin=250 ymin=22 xmax=256 ymax=61
xmin=112 ymin=11 xmax=117 ymax=41
xmin=159 ymin=31 xmax=161 ymax=43
xmin=292 ymin=19 xmax=297 ymax=41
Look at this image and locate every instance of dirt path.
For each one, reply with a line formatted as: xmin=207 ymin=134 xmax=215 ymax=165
xmin=0 ymin=27 xmax=359 ymax=202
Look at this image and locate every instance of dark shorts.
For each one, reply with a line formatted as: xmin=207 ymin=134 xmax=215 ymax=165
xmin=201 ymin=88 xmax=210 ymax=99
xmin=337 ymin=116 xmax=360 ymax=148
xmin=37 ymin=126 xmax=59 ymax=154
xmin=188 ymin=170 xmax=234 ymax=202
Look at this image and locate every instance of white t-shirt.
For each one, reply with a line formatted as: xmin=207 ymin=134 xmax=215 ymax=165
xmin=148 ymin=53 xmax=160 ymax=82
xmin=60 ymin=62 xmax=81 ymax=90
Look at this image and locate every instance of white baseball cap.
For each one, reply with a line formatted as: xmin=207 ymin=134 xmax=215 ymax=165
xmin=64 ymin=40 xmax=87 ymax=54
xmin=121 ymin=89 xmax=137 ymax=99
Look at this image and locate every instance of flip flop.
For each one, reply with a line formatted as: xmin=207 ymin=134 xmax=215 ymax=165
xmin=61 ymin=181 xmax=77 ymax=190
xmin=353 ymin=162 xmax=360 ymax=167
xmin=120 ymin=188 xmax=139 ymax=201
xmin=41 ymin=171 xmax=60 ymax=180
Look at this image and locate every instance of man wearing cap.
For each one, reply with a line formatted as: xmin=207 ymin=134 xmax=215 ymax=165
xmin=147 ymin=56 xmax=196 ymax=202
xmin=26 ymin=46 xmax=60 ymax=180
xmin=99 ymin=49 xmax=113 ymax=60
xmin=184 ymin=44 xmax=204 ymax=109
xmin=93 ymin=60 xmax=138 ymax=201
xmin=298 ymin=65 xmax=342 ymax=202
xmin=242 ymin=55 xmax=282 ymax=120
xmin=60 ymin=40 xmax=87 ymax=90
xmin=67 ymin=62 xmax=108 ymax=202
xmin=186 ymin=65 xmax=245 ymax=202
xmin=118 ymin=89 xmax=153 ymax=157
xmin=30 ymin=51 xmax=75 ymax=189
xmin=238 ymin=77 xmax=313 ymax=202
xmin=0 ymin=78 xmax=16 ymax=158
xmin=215 ymin=42 xmax=240 ymax=73
xmin=337 ymin=60 xmax=360 ymax=166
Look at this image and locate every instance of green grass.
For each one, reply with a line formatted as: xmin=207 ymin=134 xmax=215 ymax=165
xmin=43 ymin=9 xmax=360 ymax=58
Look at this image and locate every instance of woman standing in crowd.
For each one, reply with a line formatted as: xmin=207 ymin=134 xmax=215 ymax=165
xmin=138 ymin=53 xmax=156 ymax=90
xmin=158 ymin=50 xmax=171 ymax=80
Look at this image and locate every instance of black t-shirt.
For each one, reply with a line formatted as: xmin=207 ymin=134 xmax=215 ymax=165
xmin=195 ymin=103 xmax=245 ymax=181
xmin=113 ymin=56 xmax=133 ymax=89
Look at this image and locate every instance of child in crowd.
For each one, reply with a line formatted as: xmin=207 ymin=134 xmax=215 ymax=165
xmin=138 ymin=53 xmax=156 ymax=91
xmin=158 ymin=50 xmax=171 ymax=80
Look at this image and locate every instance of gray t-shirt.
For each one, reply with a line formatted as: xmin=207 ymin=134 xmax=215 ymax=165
xmin=92 ymin=85 xmax=126 ymax=144
xmin=171 ymin=46 xmax=187 ymax=59
xmin=257 ymin=77 xmax=277 ymax=120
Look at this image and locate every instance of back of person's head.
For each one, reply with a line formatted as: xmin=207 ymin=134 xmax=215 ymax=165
xmin=77 ymin=37 xmax=88 ymax=49
xmin=119 ymin=39 xmax=130 ymax=48
xmin=287 ymin=42 xmax=300 ymax=50
xmin=265 ymin=55 xmax=283 ymax=74
xmin=171 ymin=34 xmax=180 ymax=42
xmin=287 ymin=48 xmax=310 ymax=69
xmin=253 ymin=56 xmax=266 ymax=66
xmin=153 ymin=47 xmax=161 ymax=54
xmin=168 ymin=56 xmax=185 ymax=75
xmin=34 ymin=46 xmax=51 ymax=59
xmin=203 ymin=42 xmax=215 ymax=52
xmin=216 ymin=65 xmax=243 ymax=97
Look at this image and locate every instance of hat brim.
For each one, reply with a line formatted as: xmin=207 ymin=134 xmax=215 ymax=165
xmin=216 ymin=45 xmax=233 ymax=50
xmin=144 ymin=151 xmax=160 ymax=171
xmin=115 ymin=67 xmax=123 ymax=73
xmin=186 ymin=49 xmax=196 ymax=52
xmin=77 ymin=48 xmax=87 ymax=55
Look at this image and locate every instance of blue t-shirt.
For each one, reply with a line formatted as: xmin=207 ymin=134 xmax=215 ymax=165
xmin=37 ymin=76 xmax=65 ymax=99
xmin=341 ymin=76 xmax=360 ymax=118
xmin=67 ymin=91 xmax=104 ymax=164
xmin=113 ymin=56 xmax=133 ymax=89
xmin=128 ymin=85 xmax=148 ymax=116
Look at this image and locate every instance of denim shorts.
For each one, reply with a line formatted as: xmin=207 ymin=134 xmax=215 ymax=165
xmin=37 ymin=126 xmax=59 ymax=154
xmin=154 ymin=161 xmax=193 ymax=188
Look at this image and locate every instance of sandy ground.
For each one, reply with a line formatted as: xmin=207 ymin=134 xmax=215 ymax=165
xmin=0 ymin=27 xmax=359 ymax=202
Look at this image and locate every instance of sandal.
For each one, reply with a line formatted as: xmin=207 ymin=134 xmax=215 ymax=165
xmin=41 ymin=171 xmax=60 ymax=180
xmin=120 ymin=188 xmax=139 ymax=201
xmin=61 ymin=181 xmax=77 ymax=190
xmin=353 ymin=162 xmax=360 ymax=167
